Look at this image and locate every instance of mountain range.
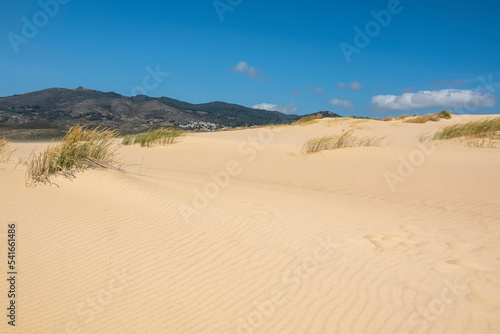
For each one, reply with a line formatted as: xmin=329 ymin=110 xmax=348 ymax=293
xmin=0 ymin=87 xmax=342 ymax=138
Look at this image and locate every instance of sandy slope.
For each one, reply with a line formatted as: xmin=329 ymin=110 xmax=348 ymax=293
xmin=0 ymin=115 xmax=499 ymax=334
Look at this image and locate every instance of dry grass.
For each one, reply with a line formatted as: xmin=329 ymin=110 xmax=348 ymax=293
xmin=25 ymin=126 xmax=120 ymax=186
xmin=403 ymin=110 xmax=452 ymax=123
xmin=417 ymin=133 xmax=433 ymax=143
xmin=122 ymin=128 xmax=183 ymax=147
xmin=379 ymin=111 xmax=453 ymax=123
xmin=302 ymin=130 xmax=388 ymax=154
xmin=431 ymin=117 xmax=500 ymax=147
xmin=0 ymin=138 xmax=13 ymax=163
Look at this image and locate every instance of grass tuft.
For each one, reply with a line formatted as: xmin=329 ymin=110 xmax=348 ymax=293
xmin=431 ymin=117 xmax=500 ymax=146
xmin=0 ymin=138 xmax=13 ymax=163
xmin=404 ymin=110 xmax=453 ymax=123
xmin=25 ymin=126 xmax=119 ymax=186
xmin=301 ymin=130 xmax=388 ymax=154
xmin=122 ymin=128 xmax=183 ymax=147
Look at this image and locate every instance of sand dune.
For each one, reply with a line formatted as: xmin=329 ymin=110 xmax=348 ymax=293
xmin=1 ymin=115 xmax=499 ymax=333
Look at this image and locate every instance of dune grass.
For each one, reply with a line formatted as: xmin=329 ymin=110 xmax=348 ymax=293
xmin=0 ymin=138 xmax=13 ymax=163
xmin=380 ymin=111 xmax=452 ymax=123
xmin=395 ymin=114 xmax=410 ymax=120
xmin=122 ymin=128 xmax=183 ymax=147
xmin=302 ymin=130 xmax=388 ymax=154
xmin=431 ymin=117 xmax=500 ymax=145
xmin=25 ymin=126 xmax=120 ymax=186
xmin=403 ymin=110 xmax=452 ymax=123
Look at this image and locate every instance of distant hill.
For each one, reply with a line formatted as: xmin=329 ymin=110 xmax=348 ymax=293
xmin=0 ymin=87 xmax=343 ymax=138
xmin=301 ymin=111 xmax=342 ymax=119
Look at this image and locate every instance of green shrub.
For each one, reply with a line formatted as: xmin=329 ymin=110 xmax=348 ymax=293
xmin=437 ymin=110 xmax=453 ymax=119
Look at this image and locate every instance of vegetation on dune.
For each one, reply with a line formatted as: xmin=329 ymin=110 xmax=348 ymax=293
xmin=403 ymin=110 xmax=453 ymax=123
xmin=431 ymin=117 xmax=500 ymax=146
xmin=25 ymin=126 xmax=120 ymax=186
xmin=122 ymin=128 xmax=183 ymax=147
xmin=0 ymin=138 xmax=13 ymax=163
xmin=301 ymin=130 xmax=388 ymax=154
xmin=380 ymin=111 xmax=453 ymax=123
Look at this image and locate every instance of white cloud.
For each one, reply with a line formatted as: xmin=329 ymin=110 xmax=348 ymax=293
xmin=252 ymin=103 xmax=277 ymax=110
xmin=337 ymin=81 xmax=362 ymax=91
xmin=231 ymin=61 xmax=265 ymax=80
xmin=252 ymin=102 xmax=299 ymax=114
xmin=371 ymin=89 xmax=496 ymax=110
xmin=330 ymin=98 xmax=353 ymax=109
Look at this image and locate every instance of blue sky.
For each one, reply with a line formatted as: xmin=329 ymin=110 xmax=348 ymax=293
xmin=1 ymin=0 xmax=499 ymax=116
